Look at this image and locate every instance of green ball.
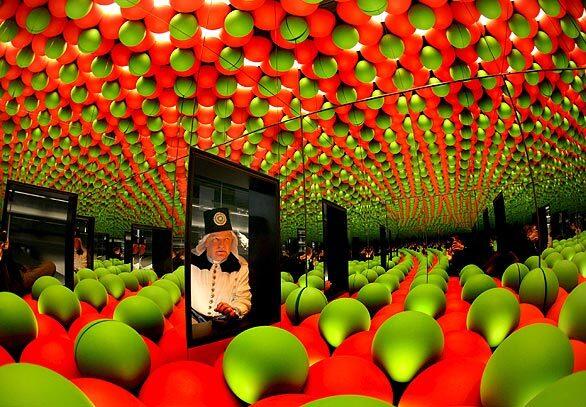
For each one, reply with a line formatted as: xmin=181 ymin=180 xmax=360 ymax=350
xmin=447 ymin=23 xmax=471 ymax=48
xmin=0 ymin=363 xmax=92 ymax=406
xmin=357 ymin=0 xmax=387 ymax=16
xmin=74 ymin=320 xmax=150 ymax=389
xmin=372 ymin=265 xmax=386 ymax=276
xmin=137 ymin=286 xmax=174 ymax=317
xmin=552 ymin=260 xmax=579 ymax=292
xmin=65 ymin=0 xmax=92 ymax=19
xmin=408 ymin=3 xmax=435 ymax=30
xmin=480 ymin=324 xmax=573 ymax=407
xmin=305 ymin=395 xmax=393 ymax=407
xmin=460 ymin=265 xmax=483 ymax=286
xmin=361 ymin=269 xmax=378 ymax=283
xmin=388 ymin=268 xmax=405 ymax=282
xmin=318 ymin=298 xmax=371 ymax=347
xmin=410 ymin=274 xmax=448 ymax=293
xmin=77 ymin=268 xmax=97 ymax=280
xmin=0 ymin=292 xmax=38 ymax=358
xmin=38 ymin=285 xmax=81 ymax=327
xmin=102 ymin=260 xmax=112 ymax=268
xmin=404 ymin=284 xmax=446 ymax=318
xmin=119 ymin=272 xmax=140 ymax=291
xmin=94 ymin=267 xmax=110 ymax=279
xmin=279 ymin=16 xmax=309 ymax=44
xmin=222 ymin=326 xmax=309 ymax=404
xmin=372 ymin=311 xmax=444 ymax=382
xmin=281 ymin=272 xmax=294 ymax=283
xmin=26 ymin=7 xmax=51 ymax=34
xmin=573 ymin=252 xmax=586 ymax=277
xmin=502 ymin=263 xmax=530 ymax=291
xmin=357 ymin=283 xmax=391 ymax=315
xmin=526 ymin=371 xmax=586 ymax=407
xmin=545 ymin=252 xmax=564 ymax=268
xmin=281 ymin=282 xmax=298 ymax=304
xmin=519 ymin=268 xmax=559 ymax=312
xmin=170 ymin=48 xmax=195 ymax=72
xmin=462 ymin=274 xmax=498 ymax=303
xmin=313 ymin=56 xmax=337 ymax=79
xmin=525 ymin=255 xmax=541 ymax=270
xmin=558 ymin=282 xmax=586 ymax=341
xmin=420 ymin=45 xmax=442 ymax=69
xmin=467 ymin=288 xmax=520 ymax=347
xmin=74 ymin=279 xmax=108 ymax=310
xmin=349 ymin=273 xmax=369 ymax=293
xmin=375 ymin=274 xmax=399 ymax=292
xmin=224 ymin=10 xmax=253 ymax=38
xmin=332 ymin=25 xmax=359 ymax=50
xmin=285 ymin=287 xmax=328 ymax=324
xmin=560 ymin=247 xmax=576 ymax=260
xmin=78 ymin=28 xmax=101 ymax=53
xmin=118 ymin=20 xmax=146 ymax=47
xmin=99 ymin=274 xmax=126 ymax=300
xmin=152 ymin=279 xmax=181 ymax=304
xmin=162 ymin=273 xmax=184 ymax=294
xmin=429 ymin=267 xmax=449 ymax=281
xmin=134 ymin=270 xmax=151 ymax=286
xmin=298 ymin=274 xmax=325 ymax=290
xmin=114 ymin=296 xmax=164 ymax=342
xmin=169 ymin=13 xmax=198 ymax=40
xmin=31 ymin=276 xmax=61 ymax=300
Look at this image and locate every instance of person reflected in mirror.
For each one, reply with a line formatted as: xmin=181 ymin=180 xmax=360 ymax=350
xmin=190 ymin=208 xmax=251 ymax=323
xmin=73 ymin=228 xmax=87 ymax=271
xmin=0 ymin=230 xmax=56 ymax=295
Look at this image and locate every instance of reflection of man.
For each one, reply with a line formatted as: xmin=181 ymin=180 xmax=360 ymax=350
xmin=0 ymin=230 xmax=56 ymax=295
xmin=73 ymin=229 xmax=87 ymax=271
xmin=190 ymin=208 xmax=251 ymax=322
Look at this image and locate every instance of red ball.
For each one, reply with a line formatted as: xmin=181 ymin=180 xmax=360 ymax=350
xmin=571 ymin=339 xmax=586 ymax=373
xmin=400 ymin=357 xmax=485 ymax=407
xmin=0 ymin=345 xmax=14 ymax=367
xmin=437 ymin=312 xmax=467 ymax=334
xmin=68 ymin=313 xmax=104 ymax=340
xmin=441 ymin=330 xmax=492 ymax=364
xmin=517 ymin=303 xmax=545 ymax=329
xmin=332 ymin=330 xmax=375 ymax=361
xmin=37 ymin=313 xmax=68 ymax=338
xmin=158 ymin=327 xmax=188 ymax=364
xmin=142 ymin=336 xmax=164 ymax=374
xmin=371 ymin=303 xmax=404 ymax=331
xmin=139 ymin=361 xmax=238 ymax=407
xmin=304 ymin=356 xmax=393 ymax=403
xmin=289 ymin=325 xmax=330 ymax=366
xmin=20 ymin=335 xmax=79 ymax=379
xmin=252 ymin=394 xmax=316 ymax=407
xmin=546 ymin=288 xmax=568 ymax=322
xmin=72 ymin=378 xmax=145 ymax=407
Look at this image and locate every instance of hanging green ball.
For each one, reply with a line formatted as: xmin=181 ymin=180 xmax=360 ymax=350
xmin=119 ymin=20 xmax=146 ymax=47
xmin=372 ymin=311 xmax=443 ymax=382
xmin=313 ymin=55 xmax=337 ymax=78
xmin=280 ymin=16 xmax=309 ymax=44
xmin=357 ymin=283 xmax=391 ymax=315
xmin=408 ymin=4 xmax=436 ymax=30
xmin=379 ymin=34 xmax=404 ymax=59
xmin=404 ymin=283 xmax=446 ymax=318
xmin=170 ymin=48 xmax=195 ymax=72
xmin=502 ymin=263 xmax=530 ymax=292
xmin=558 ymin=282 xmax=586 ymax=341
xmin=74 ymin=319 xmax=151 ymax=389
xmin=318 ymin=298 xmax=371 ymax=347
xmin=128 ymin=53 xmax=151 ymax=76
xmin=333 ymin=24 xmax=359 ymax=50
xmin=519 ymin=268 xmax=559 ymax=312
xmin=65 ymin=0 xmax=93 ymax=19
xmin=480 ymin=323 xmax=573 ymax=407
xmin=26 ymin=7 xmax=51 ymax=34
xmin=114 ymin=296 xmax=165 ymax=342
xmin=224 ymin=10 xmax=254 ymax=38
xmin=285 ymin=287 xmax=327 ymax=324
xmin=467 ymin=288 xmax=520 ymax=347
xmin=38 ymin=285 xmax=81 ymax=327
xmin=0 ymin=364 xmax=93 ymax=406
xmin=170 ymin=13 xmax=198 ymax=40
xmin=223 ymin=326 xmax=309 ymax=404
xmin=447 ymin=23 xmax=471 ymax=48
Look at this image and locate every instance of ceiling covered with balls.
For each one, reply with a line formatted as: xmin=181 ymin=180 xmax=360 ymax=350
xmin=0 ymin=0 xmax=584 ymax=239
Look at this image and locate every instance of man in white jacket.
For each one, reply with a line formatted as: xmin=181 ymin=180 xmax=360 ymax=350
xmin=190 ymin=208 xmax=251 ymax=322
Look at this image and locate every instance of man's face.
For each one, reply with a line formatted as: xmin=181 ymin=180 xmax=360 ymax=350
xmin=206 ymin=231 xmax=233 ymax=262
